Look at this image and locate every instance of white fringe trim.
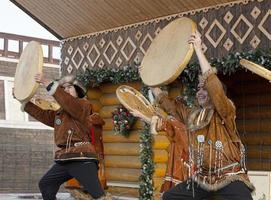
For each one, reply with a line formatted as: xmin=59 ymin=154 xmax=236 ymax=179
xmin=194 ymin=174 xmax=255 ymax=192
xmin=163 ymin=176 xmax=183 ymax=184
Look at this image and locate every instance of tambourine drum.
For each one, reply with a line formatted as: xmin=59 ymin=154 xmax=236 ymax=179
xmin=14 ymin=41 xmax=43 ymax=101
xmin=240 ymin=59 xmax=271 ymax=81
xmin=140 ymin=17 xmax=197 ymax=86
xmin=116 ymin=85 xmax=156 ymax=122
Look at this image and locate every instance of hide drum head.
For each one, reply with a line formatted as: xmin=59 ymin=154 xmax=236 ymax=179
xmin=116 ymin=85 xmax=156 ymax=122
xmin=240 ymin=59 xmax=271 ymax=81
xmin=140 ymin=17 xmax=197 ymax=86
xmin=14 ymin=41 xmax=43 ymax=101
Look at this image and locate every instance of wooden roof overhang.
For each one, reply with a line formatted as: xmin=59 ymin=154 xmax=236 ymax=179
xmin=11 ymin=0 xmax=239 ymax=40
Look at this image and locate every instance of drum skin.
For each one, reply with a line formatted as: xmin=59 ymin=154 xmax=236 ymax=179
xmin=140 ymin=17 xmax=197 ymax=86
xmin=116 ymin=85 xmax=156 ymax=122
xmin=240 ymin=59 xmax=271 ymax=81
xmin=14 ymin=41 xmax=43 ymax=101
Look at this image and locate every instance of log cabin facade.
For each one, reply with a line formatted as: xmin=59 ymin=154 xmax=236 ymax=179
xmin=5 ymin=0 xmax=271 ymax=199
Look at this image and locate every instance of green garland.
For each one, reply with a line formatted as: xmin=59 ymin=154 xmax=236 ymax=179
xmin=78 ymin=65 xmax=140 ymax=88
xmin=78 ymin=49 xmax=271 ymax=106
xmin=139 ymin=123 xmax=154 ymax=200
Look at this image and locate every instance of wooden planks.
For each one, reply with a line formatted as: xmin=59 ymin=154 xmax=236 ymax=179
xmin=13 ymin=0 xmax=237 ymax=38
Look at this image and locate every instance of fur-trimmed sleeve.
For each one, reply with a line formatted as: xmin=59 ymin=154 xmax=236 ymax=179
xmin=204 ymin=73 xmax=238 ymax=140
xmin=24 ymin=102 xmax=56 ymax=127
xmin=204 ymin=73 xmax=235 ymax=118
xmin=52 ymin=87 xmax=92 ymax=123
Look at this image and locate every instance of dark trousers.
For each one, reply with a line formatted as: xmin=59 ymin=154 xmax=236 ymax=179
xmin=39 ymin=161 xmax=104 ymax=200
xmin=162 ymin=181 xmax=253 ymax=200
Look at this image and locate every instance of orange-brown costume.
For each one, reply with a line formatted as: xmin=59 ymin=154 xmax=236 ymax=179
xmin=157 ymin=116 xmax=189 ymax=193
xmin=157 ymin=71 xmax=254 ymax=192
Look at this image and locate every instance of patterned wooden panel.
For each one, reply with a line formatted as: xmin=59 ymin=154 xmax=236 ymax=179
xmin=61 ymin=0 xmax=271 ymax=76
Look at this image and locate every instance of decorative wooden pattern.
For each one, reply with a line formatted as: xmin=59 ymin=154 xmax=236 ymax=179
xmin=61 ymin=0 xmax=271 ymax=76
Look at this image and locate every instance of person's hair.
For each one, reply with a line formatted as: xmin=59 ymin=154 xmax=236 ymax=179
xmin=58 ymin=75 xmax=86 ymax=98
xmin=74 ymin=84 xmax=86 ymax=98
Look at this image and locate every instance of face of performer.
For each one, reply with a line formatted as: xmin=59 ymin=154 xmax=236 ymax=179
xmin=196 ymin=83 xmax=210 ymax=107
xmin=62 ymin=83 xmax=78 ymax=98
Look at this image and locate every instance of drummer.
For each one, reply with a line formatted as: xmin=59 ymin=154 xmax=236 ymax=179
xmin=131 ymin=96 xmax=189 ymax=194
xmin=152 ymin=31 xmax=254 ymax=200
xmin=13 ymin=73 xmax=111 ymax=200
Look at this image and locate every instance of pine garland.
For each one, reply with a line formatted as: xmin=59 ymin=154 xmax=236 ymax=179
xmin=77 ymin=65 xmax=140 ymax=88
xmin=77 ymin=49 xmax=271 ymax=106
xmin=139 ymin=123 xmax=154 ymax=200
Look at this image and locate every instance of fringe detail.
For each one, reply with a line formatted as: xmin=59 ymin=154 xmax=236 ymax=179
xmin=194 ymin=174 xmax=255 ymax=192
xmin=187 ymin=106 xmax=214 ymax=132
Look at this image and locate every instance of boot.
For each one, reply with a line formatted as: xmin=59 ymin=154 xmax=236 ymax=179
xmin=69 ymin=188 xmax=93 ymax=200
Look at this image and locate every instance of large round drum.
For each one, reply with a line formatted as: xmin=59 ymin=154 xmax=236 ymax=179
xmin=240 ymin=59 xmax=271 ymax=81
xmin=116 ymin=85 xmax=156 ymax=122
xmin=14 ymin=41 xmax=43 ymax=101
xmin=140 ymin=17 xmax=197 ymax=86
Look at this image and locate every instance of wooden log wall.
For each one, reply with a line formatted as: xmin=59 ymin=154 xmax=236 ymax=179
xmin=88 ymin=82 xmax=141 ymax=198
xmin=86 ymin=81 xmax=184 ymax=199
xmin=222 ymin=71 xmax=271 ymax=171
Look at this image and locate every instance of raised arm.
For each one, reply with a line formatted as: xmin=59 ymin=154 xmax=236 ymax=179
xmin=12 ymin=86 xmax=56 ymax=127
xmin=189 ymin=31 xmax=235 ymax=118
xmin=34 ymin=73 xmax=92 ymax=123
xmin=23 ymin=102 xmax=56 ymax=127
xmin=188 ymin=30 xmax=211 ymax=74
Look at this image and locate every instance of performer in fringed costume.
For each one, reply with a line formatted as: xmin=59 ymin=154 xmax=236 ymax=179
xmin=14 ymin=73 xmax=111 ymax=200
xmin=155 ymin=31 xmax=255 ymax=200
